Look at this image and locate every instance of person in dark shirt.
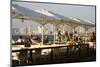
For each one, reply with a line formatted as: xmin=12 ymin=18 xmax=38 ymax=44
xmin=44 ymin=35 xmax=49 ymax=44
xmin=91 ymin=32 xmax=96 ymax=42
xmin=57 ymin=30 xmax=62 ymax=42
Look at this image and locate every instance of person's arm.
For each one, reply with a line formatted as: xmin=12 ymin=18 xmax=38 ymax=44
xmin=31 ymin=39 xmax=39 ymax=45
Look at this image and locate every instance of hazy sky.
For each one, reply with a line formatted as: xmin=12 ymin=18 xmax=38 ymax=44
xmin=12 ymin=1 xmax=95 ymax=30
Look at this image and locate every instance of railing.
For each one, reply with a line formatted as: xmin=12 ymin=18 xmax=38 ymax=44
xmin=12 ymin=43 xmax=96 ymax=66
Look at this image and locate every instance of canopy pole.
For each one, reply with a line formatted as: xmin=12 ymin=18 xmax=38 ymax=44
xmin=62 ymin=20 xmax=64 ymax=35
xmin=85 ymin=26 xmax=88 ymax=42
xmin=53 ymin=25 xmax=56 ymax=45
xmin=41 ymin=25 xmax=44 ymax=45
xmin=41 ymin=17 xmax=45 ymax=46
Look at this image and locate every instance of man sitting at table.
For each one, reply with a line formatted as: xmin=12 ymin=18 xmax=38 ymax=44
xmin=28 ymin=33 xmax=40 ymax=45
xmin=67 ymin=37 xmax=76 ymax=45
xmin=91 ymin=32 xmax=96 ymax=42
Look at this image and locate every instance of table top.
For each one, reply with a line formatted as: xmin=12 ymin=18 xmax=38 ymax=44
xmin=12 ymin=44 xmax=70 ymax=51
xmin=12 ymin=42 xmax=96 ymax=51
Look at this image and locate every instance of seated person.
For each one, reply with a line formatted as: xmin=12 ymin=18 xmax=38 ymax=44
xmin=91 ymin=32 xmax=96 ymax=42
xmin=63 ymin=31 xmax=69 ymax=43
xmin=73 ymin=31 xmax=78 ymax=42
xmin=43 ymin=35 xmax=52 ymax=45
xmin=67 ymin=37 xmax=76 ymax=45
xmin=31 ymin=35 xmax=40 ymax=45
xmin=78 ymin=38 xmax=84 ymax=44
xmin=16 ymin=36 xmax=24 ymax=44
xmin=44 ymin=35 xmax=48 ymax=42
xmin=27 ymin=33 xmax=40 ymax=45
xmin=57 ymin=30 xmax=62 ymax=42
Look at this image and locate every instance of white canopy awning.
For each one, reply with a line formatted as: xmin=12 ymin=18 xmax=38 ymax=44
xmin=12 ymin=3 xmax=61 ymax=25
xmin=70 ymin=17 xmax=95 ymax=27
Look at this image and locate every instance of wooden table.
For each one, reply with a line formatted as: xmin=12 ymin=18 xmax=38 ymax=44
xmin=12 ymin=43 xmax=91 ymax=66
xmin=12 ymin=44 xmax=69 ymax=52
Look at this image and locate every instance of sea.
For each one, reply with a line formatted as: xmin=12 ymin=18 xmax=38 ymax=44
xmin=12 ymin=35 xmax=54 ymax=41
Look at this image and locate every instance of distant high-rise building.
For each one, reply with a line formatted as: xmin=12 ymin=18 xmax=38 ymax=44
xmin=25 ymin=27 xmax=28 ymax=35
xmin=28 ymin=24 xmax=31 ymax=34
xmin=12 ymin=28 xmax=19 ymax=35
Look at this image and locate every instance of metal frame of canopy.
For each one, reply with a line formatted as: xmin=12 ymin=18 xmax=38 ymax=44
xmin=48 ymin=10 xmax=85 ymax=34
xmin=81 ymin=20 xmax=95 ymax=33
xmin=69 ymin=17 xmax=95 ymax=34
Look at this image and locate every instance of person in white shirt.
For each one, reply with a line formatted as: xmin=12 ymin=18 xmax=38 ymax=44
xmin=17 ymin=36 xmax=23 ymax=43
